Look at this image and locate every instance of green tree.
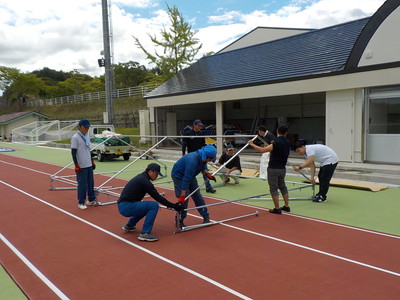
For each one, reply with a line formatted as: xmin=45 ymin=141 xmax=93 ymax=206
xmin=8 ymin=73 xmax=46 ymax=108
xmin=0 ymin=66 xmax=20 ymax=104
xmin=32 ymin=67 xmax=71 ymax=86
xmin=113 ymin=61 xmax=152 ymax=88
xmin=56 ymin=70 xmax=95 ymax=95
xmin=133 ymin=4 xmax=202 ymax=81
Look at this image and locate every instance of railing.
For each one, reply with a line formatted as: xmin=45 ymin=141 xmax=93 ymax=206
xmin=26 ymin=83 xmax=159 ymax=107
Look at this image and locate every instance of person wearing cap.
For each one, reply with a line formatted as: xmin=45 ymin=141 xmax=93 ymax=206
xmin=181 ymin=119 xmax=216 ymax=193
xmin=248 ymin=125 xmax=291 ymax=214
xmin=294 ymin=142 xmax=338 ymax=203
xmin=253 ymin=125 xmax=275 ymax=147
xmin=71 ymin=119 xmax=97 ymax=209
xmin=171 ymin=144 xmax=217 ymax=227
xmin=117 ymin=163 xmax=183 ymax=242
xmin=215 ymin=144 xmax=242 ymax=185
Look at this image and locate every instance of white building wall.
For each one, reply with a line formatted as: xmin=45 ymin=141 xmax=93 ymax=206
xmin=5 ymin=115 xmax=40 ymax=138
xmin=359 ymin=7 xmax=400 ymax=66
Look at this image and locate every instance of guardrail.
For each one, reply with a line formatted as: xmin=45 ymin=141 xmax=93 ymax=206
xmin=26 ymin=83 xmax=159 ymax=107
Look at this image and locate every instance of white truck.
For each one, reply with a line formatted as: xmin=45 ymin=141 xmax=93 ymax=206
xmin=88 ymin=125 xmax=135 ymax=162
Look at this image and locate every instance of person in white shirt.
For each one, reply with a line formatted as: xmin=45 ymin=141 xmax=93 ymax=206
xmin=71 ymin=119 xmax=97 ymax=209
xmin=294 ymin=143 xmax=339 ymax=203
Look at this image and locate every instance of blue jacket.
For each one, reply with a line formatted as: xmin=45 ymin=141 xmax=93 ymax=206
xmin=171 ymin=150 xmax=207 ymax=190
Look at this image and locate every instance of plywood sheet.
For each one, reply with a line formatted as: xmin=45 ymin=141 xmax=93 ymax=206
xmin=306 ymin=178 xmax=388 ymax=192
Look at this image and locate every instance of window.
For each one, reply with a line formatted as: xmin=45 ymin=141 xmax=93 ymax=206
xmin=368 ymin=87 xmax=400 ymax=134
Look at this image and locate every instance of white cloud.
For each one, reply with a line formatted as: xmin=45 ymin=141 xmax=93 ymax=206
xmin=0 ymin=0 xmax=386 ymax=77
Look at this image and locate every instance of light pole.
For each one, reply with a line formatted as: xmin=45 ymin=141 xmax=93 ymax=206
xmin=101 ymin=0 xmax=114 ymax=125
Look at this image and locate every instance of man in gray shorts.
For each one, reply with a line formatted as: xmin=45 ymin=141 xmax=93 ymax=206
xmin=248 ymin=125 xmax=291 ymax=214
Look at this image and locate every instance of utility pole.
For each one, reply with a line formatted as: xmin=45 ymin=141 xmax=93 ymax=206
xmin=101 ymin=0 xmax=114 ymax=125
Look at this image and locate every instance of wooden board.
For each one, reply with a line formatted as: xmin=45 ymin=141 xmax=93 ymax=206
xmin=306 ymin=178 xmax=388 ymax=192
xmin=241 ymin=168 xmax=259 ymax=177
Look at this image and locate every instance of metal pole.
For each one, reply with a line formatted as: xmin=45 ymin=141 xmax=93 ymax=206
xmin=184 ymin=135 xmax=258 ymax=201
xmin=174 ymin=211 xmax=259 ymax=233
xmin=185 ymin=192 xmax=271 ymax=211
xmin=101 ymin=0 xmax=114 ymax=125
xmin=96 ymin=136 xmax=168 ymax=190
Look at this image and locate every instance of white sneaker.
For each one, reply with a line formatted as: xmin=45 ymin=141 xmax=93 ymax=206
xmin=78 ymin=204 xmax=87 ymax=209
xmin=86 ymin=200 xmax=99 ymax=206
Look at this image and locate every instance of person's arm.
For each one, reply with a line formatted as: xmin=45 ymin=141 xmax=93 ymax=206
xmin=71 ymin=148 xmax=78 ymax=165
xmin=145 ymin=181 xmax=175 ymax=208
xmin=248 ymin=140 xmax=273 ymax=153
xmin=294 ymin=156 xmax=316 ymax=184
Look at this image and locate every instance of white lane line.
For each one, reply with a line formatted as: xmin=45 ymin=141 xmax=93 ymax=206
xmin=2 ymin=158 xmax=400 ymax=241
xmin=283 ymin=213 xmax=400 ymax=239
xmin=0 ymin=233 xmax=70 ymax=300
xmin=0 ymin=180 xmax=252 ymax=300
xmin=219 ymin=222 xmax=400 ymax=277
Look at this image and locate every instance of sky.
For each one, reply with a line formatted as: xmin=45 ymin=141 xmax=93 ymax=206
xmin=0 ymin=0 xmax=387 ymax=77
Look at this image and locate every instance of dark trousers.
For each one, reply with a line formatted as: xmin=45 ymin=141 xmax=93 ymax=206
xmin=172 ymin=176 xmax=209 ymax=221
xmin=76 ymin=166 xmax=95 ymax=205
xmin=318 ymin=163 xmax=338 ymax=199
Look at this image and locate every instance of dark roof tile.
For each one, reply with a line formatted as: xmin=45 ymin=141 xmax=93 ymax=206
xmin=147 ymin=17 xmax=370 ymax=98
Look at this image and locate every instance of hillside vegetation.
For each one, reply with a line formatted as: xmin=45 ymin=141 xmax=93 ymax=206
xmin=1 ymin=95 xmax=147 ymax=121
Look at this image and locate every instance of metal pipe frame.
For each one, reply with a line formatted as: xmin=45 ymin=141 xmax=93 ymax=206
xmin=183 ymin=135 xmax=258 ymax=201
xmin=174 ymin=211 xmax=259 ymax=234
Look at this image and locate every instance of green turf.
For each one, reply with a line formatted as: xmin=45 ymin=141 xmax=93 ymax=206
xmin=1 ymin=142 xmax=399 ymax=235
xmin=0 ymin=265 xmax=28 ymax=300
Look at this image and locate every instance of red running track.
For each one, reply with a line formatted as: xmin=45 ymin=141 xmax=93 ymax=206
xmin=1 ymin=155 xmax=400 ymax=299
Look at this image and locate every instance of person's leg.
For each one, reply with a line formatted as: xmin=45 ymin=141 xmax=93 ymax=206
xmin=189 ymin=178 xmax=209 ymax=220
xmin=172 ymin=177 xmax=188 ymax=222
xmin=118 ymin=201 xmax=158 ymax=233
xmin=277 ymin=169 xmax=289 ymax=209
xmin=318 ymin=163 xmax=337 ymax=199
xmin=231 ymin=169 xmax=241 ymax=184
xmin=140 ymin=201 xmax=159 ymax=233
xmin=219 ymin=167 xmax=229 ymax=183
xmin=76 ymin=168 xmax=88 ymax=205
xmin=86 ymin=167 xmax=96 ymax=201
xmin=267 ymin=168 xmax=280 ymax=211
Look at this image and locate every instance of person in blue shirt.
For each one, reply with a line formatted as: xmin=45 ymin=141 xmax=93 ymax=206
xmin=118 ymin=163 xmax=183 ymax=242
xmin=172 ymin=144 xmax=217 ymax=228
xmin=181 ymin=119 xmax=216 ymax=193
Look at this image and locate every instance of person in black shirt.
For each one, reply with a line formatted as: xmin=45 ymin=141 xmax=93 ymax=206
xmin=182 ymin=119 xmax=216 ymax=193
xmin=253 ymin=126 xmax=275 ymax=147
xmin=248 ymin=125 xmax=291 ymax=214
xmin=117 ymin=163 xmax=183 ymax=242
xmin=215 ymin=145 xmax=242 ymax=184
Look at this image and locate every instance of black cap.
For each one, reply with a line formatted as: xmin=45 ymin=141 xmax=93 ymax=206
xmin=147 ymin=163 xmax=163 ymax=176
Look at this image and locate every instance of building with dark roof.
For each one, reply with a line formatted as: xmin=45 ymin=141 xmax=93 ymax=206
xmin=145 ymin=0 xmax=400 ymax=164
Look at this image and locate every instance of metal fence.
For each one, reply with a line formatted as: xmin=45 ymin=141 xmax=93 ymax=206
xmin=26 ymin=83 xmax=159 ymax=107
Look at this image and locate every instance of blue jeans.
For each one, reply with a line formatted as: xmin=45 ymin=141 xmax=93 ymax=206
xmin=76 ymin=166 xmax=95 ymax=205
xmin=172 ymin=176 xmax=209 ymax=221
xmin=118 ymin=201 xmax=159 ymax=233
